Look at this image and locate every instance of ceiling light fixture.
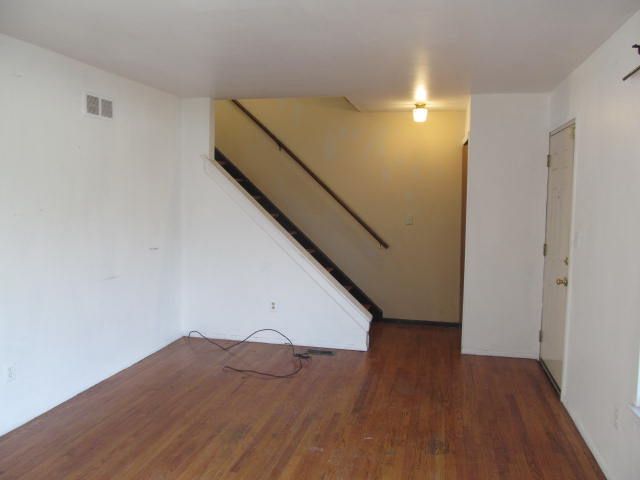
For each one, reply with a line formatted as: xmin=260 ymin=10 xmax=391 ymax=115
xmin=412 ymin=104 xmax=428 ymax=123
xmin=414 ymin=86 xmax=428 ymax=103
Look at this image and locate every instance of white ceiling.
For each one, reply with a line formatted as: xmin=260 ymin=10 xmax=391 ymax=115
xmin=1 ymin=0 xmax=638 ymax=110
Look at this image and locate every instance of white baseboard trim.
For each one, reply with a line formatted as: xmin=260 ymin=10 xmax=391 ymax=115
xmin=461 ymin=346 xmax=539 ymax=360
xmin=562 ymin=404 xmax=613 ymax=480
xmin=184 ymin=330 xmax=368 ymax=352
xmin=0 ymin=332 xmax=183 ymax=437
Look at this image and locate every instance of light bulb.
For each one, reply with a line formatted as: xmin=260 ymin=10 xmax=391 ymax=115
xmin=412 ymin=104 xmax=428 ymax=123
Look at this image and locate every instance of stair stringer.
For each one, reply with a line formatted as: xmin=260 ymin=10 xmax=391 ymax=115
xmin=184 ymin=155 xmax=372 ymax=351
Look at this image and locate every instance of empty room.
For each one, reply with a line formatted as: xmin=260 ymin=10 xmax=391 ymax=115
xmin=1 ymin=1 xmax=639 ymax=478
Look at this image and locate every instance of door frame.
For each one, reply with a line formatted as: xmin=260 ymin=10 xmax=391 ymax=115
xmin=460 ymin=141 xmax=468 ymax=324
xmin=539 ymin=119 xmax=577 ymax=396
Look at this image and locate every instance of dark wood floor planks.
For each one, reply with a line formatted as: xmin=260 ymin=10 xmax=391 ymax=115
xmin=0 ymin=324 xmax=604 ymax=479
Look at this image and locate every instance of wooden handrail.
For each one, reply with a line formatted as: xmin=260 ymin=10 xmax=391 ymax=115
xmin=230 ymin=99 xmax=389 ymax=249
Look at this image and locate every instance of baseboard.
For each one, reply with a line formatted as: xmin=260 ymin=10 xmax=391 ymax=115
xmin=183 ymin=330 xmax=368 ymax=352
xmin=538 ymin=359 xmax=561 ymax=395
xmin=380 ymin=317 xmax=461 ymax=328
xmin=537 ymin=363 xmax=611 ymax=478
xmin=562 ymin=403 xmax=613 ymax=480
xmin=0 ymin=332 xmax=183 ymax=438
xmin=461 ymin=346 xmax=539 ymax=359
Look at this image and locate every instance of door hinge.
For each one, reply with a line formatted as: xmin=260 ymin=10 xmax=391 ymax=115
xmin=543 ymin=243 xmax=548 ymax=256
xmin=546 ymin=154 xmax=551 ymax=167
xmin=539 ymin=330 xmax=543 ymax=343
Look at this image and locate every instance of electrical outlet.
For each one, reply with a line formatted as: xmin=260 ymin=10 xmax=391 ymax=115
xmin=7 ymin=364 xmax=16 ymax=383
xmin=405 ymin=215 xmax=414 ymax=226
xmin=613 ymin=407 xmax=620 ymax=430
xmin=270 ymin=301 xmax=277 ymax=312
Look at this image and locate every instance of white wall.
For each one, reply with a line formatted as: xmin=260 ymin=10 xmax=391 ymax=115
xmin=179 ymin=100 xmax=371 ymax=351
xmin=0 ymin=37 xmax=371 ymax=439
xmin=462 ymin=12 xmax=640 ymax=477
xmin=462 ymin=93 xmax=549 ymax=358
xmin=549 ymin=11 xmax=640 ymax=479
xmin=0 ymin=35 xmax=183 ymax=436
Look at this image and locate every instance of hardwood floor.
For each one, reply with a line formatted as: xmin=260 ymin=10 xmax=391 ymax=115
xmin=0 ymin=324 xmax=603 ymax=479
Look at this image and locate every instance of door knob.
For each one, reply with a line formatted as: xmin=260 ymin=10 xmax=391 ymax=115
xmin=555 ymin=277 xmax=568 ymax=286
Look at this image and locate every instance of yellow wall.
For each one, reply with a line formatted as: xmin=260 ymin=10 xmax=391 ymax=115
xmin=214 ymin=97 xmax=465 ymax=322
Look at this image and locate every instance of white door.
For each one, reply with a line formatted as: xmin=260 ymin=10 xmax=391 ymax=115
xmin=540 ymin=123 xmax=575 ymax=390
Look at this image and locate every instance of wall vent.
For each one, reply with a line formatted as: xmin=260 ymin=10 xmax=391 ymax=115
xmin=85 ymin=94 xmax=114 ymax=119
xmin=100 ymin=99 xmax=113 ymax=118
xmin=86 ymin=94 xmax=100 ymax=116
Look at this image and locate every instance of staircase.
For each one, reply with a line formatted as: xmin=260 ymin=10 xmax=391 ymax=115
xmin=214 ymin=147 xmax=383 ymax=320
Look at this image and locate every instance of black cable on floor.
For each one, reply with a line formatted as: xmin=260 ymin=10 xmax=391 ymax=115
xmin=187 ymin=329 xmax=310 ymax=378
